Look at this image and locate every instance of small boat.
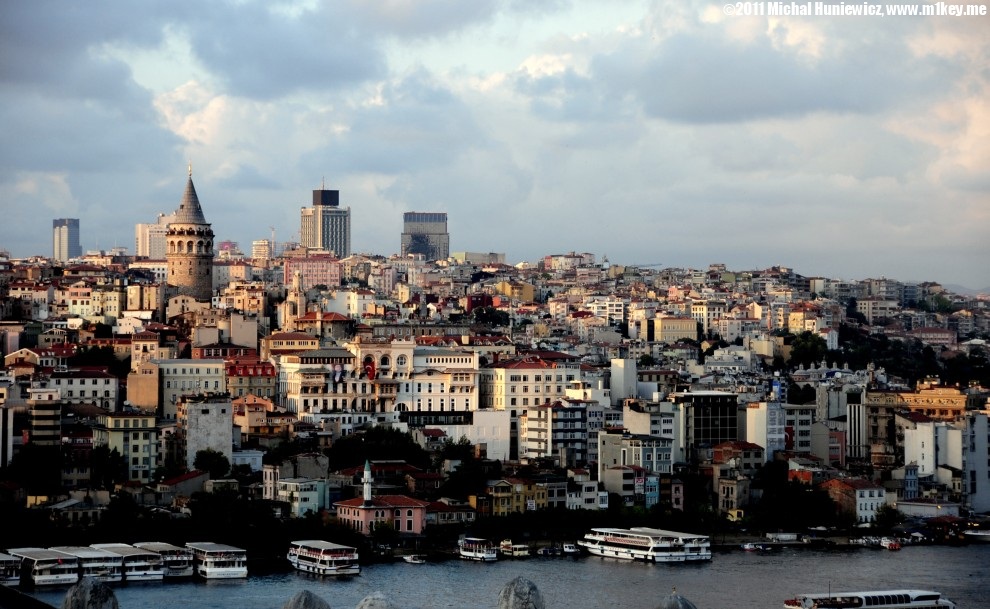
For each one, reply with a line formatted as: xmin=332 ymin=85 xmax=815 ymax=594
xmin=784 ymin=589 xmax=955 ymax=608
xmin=499 ymin=540 xmax=531 ymax=558
xmin=879 ymin=537 xmax=901 ymax=551
xmin=287 ymin=540 xmax=360 ymax=576
xmin=402 ymin=554 xmax=427 ymax=564
xmin=536 ymin=545 xmax=561 ymax=557
xmin=561 ymin=543 xmax=579 ymax=555
xmin=458 ymin=538 xmax=497 ymax=562
xmin=962 ymin=529 xmax=990 ymax=543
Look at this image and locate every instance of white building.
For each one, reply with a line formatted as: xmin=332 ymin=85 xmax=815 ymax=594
xmin=965 ymin=411 xmax=990 ymax=513
xmin=178 ymin=394 xmax=234 ymax=473
xmin=155 ymin=359 xmax=226 ymax=420
xmin=743 ymin=402 xmax=786 ymax=462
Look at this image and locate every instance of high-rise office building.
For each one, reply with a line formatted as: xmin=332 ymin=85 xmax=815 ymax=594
xmin=52 ymin=218 xmax=81 ymax=262
xmin=165 ymin=166 xmax=214 ymax=301
xmin=300 ymin=186 xmax=350 ymax=258
xmin=401 ymin=212 xmax=449 ymax=261
xmin=135 ymin=212 xmax=177 ymax=259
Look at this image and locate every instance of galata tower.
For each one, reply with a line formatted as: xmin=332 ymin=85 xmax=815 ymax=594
xmin=166 ymin=165 xmax=214 ymax=301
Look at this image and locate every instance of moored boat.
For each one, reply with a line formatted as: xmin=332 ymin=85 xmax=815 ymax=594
xmin=132 ymin=542 xmax=194 ymax=578
xmin=879 ymin=538 xmax=901 ymax=551
xmin=6 ymin=548 xmax=79 ymax=587
xmin=402 ymin=554 xmax=427 ymax=564
xmin=287 ymin=540 xmax=360 ymax=577
xmin=578 ymin=527 xmax=711 ymax=563
xmin=89 ymin=543 xmax=164 ymax=582
xmin=499 ymin=540 xmax=531 ymax=558
xmin=185 ymin=542 xmax=248 ymax=579
xmin=49 ymin=546 xmax=123 ymax=584
xmin=783 ymin=589 xmax=955 ymax=608
xmin=962 ymin=529 xmax=990 ymax=543
xmin=561 ymin=543 xmax=579 ymax=555
xmin=458 ymin=537 xmax=497 ymax=561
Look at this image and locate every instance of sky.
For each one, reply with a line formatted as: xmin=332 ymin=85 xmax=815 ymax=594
xmin=1 ymin=1 xmax=988 ymax=290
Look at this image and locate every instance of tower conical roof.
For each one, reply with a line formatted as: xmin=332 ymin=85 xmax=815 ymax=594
xmin=174 ymin=171 xmax=208 ymax=225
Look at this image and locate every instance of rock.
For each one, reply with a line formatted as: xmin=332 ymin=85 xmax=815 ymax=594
xmin=282 ymin=590 xmax=333 ymax=609
xmin=654 ymin=587 xmax=699 ymax=609
xmin=497 ymin=576 xmax=545 ymax=609
xmin=61 ymin=577 xmax=119 ymax=609
xmin=355 ymin=591 xmax=398 ymax=609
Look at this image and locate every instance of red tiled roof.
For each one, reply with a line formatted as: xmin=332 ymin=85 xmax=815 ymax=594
xmin=335 ymin=495 xmax=429 ymax=508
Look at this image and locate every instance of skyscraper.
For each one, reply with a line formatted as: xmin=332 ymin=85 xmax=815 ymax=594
xmin=135 ymin=212 xmax=176 ymax=259
xmin=300 ymin=185 xmax=350 ymax=258
xmin=52 ymin=218 xmax=81 ymax=262
xmin=401 ymin=212 xmax=449 ymax=261
xmin=165 ymin=166 xmax=214 ymax=301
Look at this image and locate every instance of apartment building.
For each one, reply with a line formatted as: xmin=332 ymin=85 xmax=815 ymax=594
xmin=92 ymin=410 xmax=158 ymax=483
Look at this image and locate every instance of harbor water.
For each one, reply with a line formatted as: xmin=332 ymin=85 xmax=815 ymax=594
xmin=24 ymin=543 xmax=990 ymax=609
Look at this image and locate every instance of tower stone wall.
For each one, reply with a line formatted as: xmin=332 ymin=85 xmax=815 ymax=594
xmin=166 ymin=168 xmax=214 ymax=301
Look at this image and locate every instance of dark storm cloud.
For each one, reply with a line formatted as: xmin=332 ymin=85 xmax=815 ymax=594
xmin=180 ymin=3 xmax=386 ymax=100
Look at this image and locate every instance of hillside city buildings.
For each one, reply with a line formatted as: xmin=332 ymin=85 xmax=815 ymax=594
xmin=0 ymin=169 xmax=988 ymax=538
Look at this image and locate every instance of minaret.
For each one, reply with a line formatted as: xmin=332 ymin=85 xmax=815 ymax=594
xmin=362 ymin=460 xmax=373 ymax=506
xmin=165 ymin=164 xmax=215 ymax=301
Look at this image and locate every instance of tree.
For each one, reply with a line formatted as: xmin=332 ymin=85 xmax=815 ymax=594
xmin=788 ymin=331 xmax=828 ymax=369
xmin=472 ymin=306 xmax=510 ymax=327
xmin=638 ymin=354 xmax=657 ymax=368
xmin=89 ymin=446 xmax=128 ymax=490
xmin=194 ymin=448 xmax=231 ymax=479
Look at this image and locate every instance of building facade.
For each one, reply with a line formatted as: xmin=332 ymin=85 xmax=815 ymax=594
xmin=300 ymin=187 xmax=350 ymax=258
xmin=53 ymin=218 xmax=81 ymax=262
xmin=401 ymin=212 xmax=449 ymax=261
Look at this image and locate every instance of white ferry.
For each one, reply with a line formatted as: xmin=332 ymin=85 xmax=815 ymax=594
xmin=6 ymin=548 xmax=79 ymax=586
xmin=458 ymin=537 xmax=498 ymax=561
xmin=186 ymin=542 xmax=248 ymax=579
xmin=783 ymin=589 xmax=955 ymax=608
xmin=0 ymin=552 xmax=22 ymax=586
xmin=90 ymin=543 xmax=164 ymax=582
xmin=49 ymin=546 xmax=123 ymax=584
xmin=132 ymin=542 xmax=194 ymax=578
xmin=578 ymin=527 xmax=712 ymax=563
xmin=287 ymin=540 xmax=360 ymax=577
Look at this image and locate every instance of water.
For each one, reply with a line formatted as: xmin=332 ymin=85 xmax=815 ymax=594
xmin=24 ymin=544 xmax=990 ymax=608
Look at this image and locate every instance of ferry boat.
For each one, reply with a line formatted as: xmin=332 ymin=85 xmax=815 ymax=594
xmin=49 ymin=546 xmax=123 ymax=584
xmin=6 ymin=548 xmax=79 ymax=586
xmin=132 ymin=542 xmax=194 ymax=578
xmin=0 ymin=552 xmax=22 ymax=586
xmin=287 ymin=540 xmax=360 ymax=577
xmin=185 ymin=542 xmax=248 ymax=579
xmin=458 ymin=537 xmax=497 ymax=561
xmin=578 ymin=527 xmax=712 ymax=563
xmin=783 ymin=589 xmax=955 ymax=608
xmin=90 ymin=543 xmax=164 ymax=582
